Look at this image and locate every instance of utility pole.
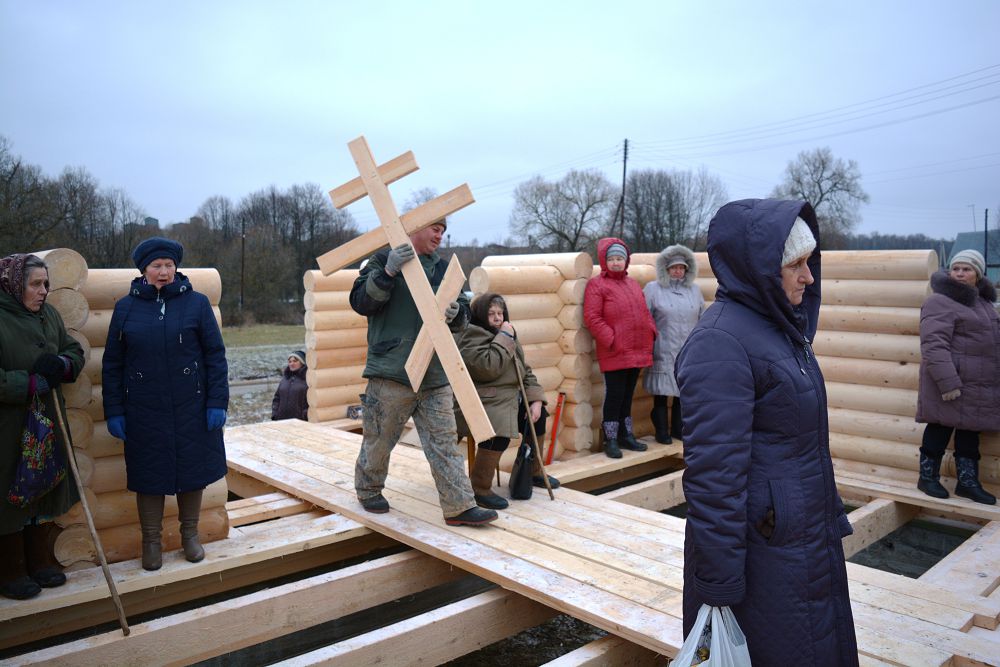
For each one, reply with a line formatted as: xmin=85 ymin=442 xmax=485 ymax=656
xmin=985 ymin=209 xmax=990 ymax=280
xmin=610 ymin=138 xmax=628 ymax=238
xmin=239 ymin=216 xmax=246 ymax=314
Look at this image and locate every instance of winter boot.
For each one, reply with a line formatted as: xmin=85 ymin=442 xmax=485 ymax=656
xmin=137 ymin=493 xmax=165 ymax=571
xmin=670 ymin=398 xmax=684 ymax=440
xmin=445 ymin=507 xmax=499 ymax=526
xmin=0 ymin=530 xmax=41 ymax=600
xmin=531 ymin=456 xmax=560 ymax=489
xmin=602 ymin=421 xmax=622 ymax=459
xmin=471 ymin=447 xmax=508 ymax=509
xmin=916 ymin=452 xmax=949 ymax=499
xmin=619 ymin=417 xmax=648 ymax=452
xmin=650 ymin=404 xmax=672 ymax=444
xmin=955 ymin=457 xmax=997 ymax=505
xmin=23 ymin=522 xmax=66 ymax=588
xmin=177 ymin=489 xmax=206 ymax=562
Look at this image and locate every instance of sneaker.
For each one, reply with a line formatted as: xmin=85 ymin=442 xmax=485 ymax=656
xmin=359 ymin=494 xmax=390 ymax=514
xmin=532 ymin=475 xmax=560 ymax=489
xmin=445 ymin=507 xmax=498 ymax=526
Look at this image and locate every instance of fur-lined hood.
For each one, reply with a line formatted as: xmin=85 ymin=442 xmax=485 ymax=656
xmin=656 ymin=244 xmax=697 ymax=288
xmin=930 ymin=269 xmax=997 ymax=307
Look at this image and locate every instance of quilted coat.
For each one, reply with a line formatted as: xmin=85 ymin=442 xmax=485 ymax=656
xmin=915 ymin=270 xmax=1000 ymax=431
xmin=642 ymin=244 xmax=704 ymax=397
xmin=272 ymin=365 xmax=309 ymax=421
xmin=102 ymin=273 xmax=229 ymax=495
xmin=676 ymin=199 xmax=858 ymax=666
xmin=583 ymin=238 xmax=656 ymax=373
xmin=0 ymin=293 xmax=85 ymax=533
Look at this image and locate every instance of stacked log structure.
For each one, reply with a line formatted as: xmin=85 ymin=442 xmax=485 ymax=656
xmin=302 ymin=269 xmax=367 ymax=423
xmin=52 ymin=265 xmax=229 ymax=567
xmin=469 ymin=253 xmax=595 ymax=461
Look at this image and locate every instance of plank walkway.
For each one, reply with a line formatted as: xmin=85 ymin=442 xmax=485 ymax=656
xmin=226 ymin=420 xmax=1000 ymax=665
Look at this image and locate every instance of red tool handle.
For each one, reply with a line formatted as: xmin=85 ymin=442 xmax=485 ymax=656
xmin=546 ymin=392 xmax=566 ymax=465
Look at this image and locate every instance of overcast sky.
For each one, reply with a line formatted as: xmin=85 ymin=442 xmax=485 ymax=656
xmin=2 ymin=1 xmax=998 ymax=245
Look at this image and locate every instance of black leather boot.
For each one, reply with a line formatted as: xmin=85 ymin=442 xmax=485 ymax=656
xmin=24 ymin=522 xmax=66 ymax=587
xmin=955 ymin=457 xmax=997 ymax=505
xmin=670 ymin=397 xmax=683 ymax=440
xmin=0 ymin=530 xmax=41 ymax=600
xmin=650 ymin=404 xmax=672 ymax=444
xmin=619 ymin=417 xmax=647 ymax=452
xmin=602 ymin=421 xmax=622 ymax=458
xmin=916 ymin=452 xmax=949 ymax=499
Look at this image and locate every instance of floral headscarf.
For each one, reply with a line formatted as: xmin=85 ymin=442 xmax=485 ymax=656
xmin=0 ymin=253 xmax=34 ymax=306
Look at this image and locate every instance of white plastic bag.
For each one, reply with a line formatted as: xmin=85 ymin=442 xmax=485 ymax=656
xmin=673 ymin=604 xmax=752 ymax=666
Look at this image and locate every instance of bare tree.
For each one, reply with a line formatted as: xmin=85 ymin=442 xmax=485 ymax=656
xmin=510 ymin=169 xmax=616 ymax=251
xmin=623 ymin=168 xmax=728 ymax=252
xmin=771 ymin=147 xmax=869 ymax=246
xmin=197 ymin=195 xmax=238 ymax=241
xmin=402 ymin=187 xmax=438 ymax=212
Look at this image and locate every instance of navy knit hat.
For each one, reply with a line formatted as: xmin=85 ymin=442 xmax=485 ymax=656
xmin=289 ymin=350 xmax=307 ymax=366
xmin=133 ymin=237 xmax=183 ymax=272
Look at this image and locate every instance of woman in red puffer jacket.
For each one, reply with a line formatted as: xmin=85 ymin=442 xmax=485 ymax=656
xmin=584 ymin=238 xmax=656 ymax=458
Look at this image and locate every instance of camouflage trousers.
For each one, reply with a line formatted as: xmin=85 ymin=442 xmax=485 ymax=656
xmin=355 ymin=377 xmax=476 ymax=518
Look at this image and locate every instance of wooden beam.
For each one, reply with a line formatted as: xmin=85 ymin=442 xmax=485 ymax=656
xmin=282 ymin=588 xmax=556 ymax=666
xmin=541 ymin=635 xmax=667 ymax=666
xmin=226 ymin=492 xmax=317 ymax=527
xmin=600 ymin=469 xmax=686 ymax=511
xmin=11 ymin=551 xmax=462 ymax=666
xmin=346 ymin=136 xmax=493 ymax=443
xmin=226 ymin=469 xmax=278 ymax=498
xmin=921 ymin=520 xmax=1000 ymax=598
xmin=404 ymin=254 xmax=466 ymax=389
xmin=329 ymin=151 xmax=418 ymax=208
xmin=841 ymin=498 xmax=918 ymax=558
xmin=835 ymin=470 xmax=1000 ymax=522
xmin=316 ymin=184 xmax=475 ymax=275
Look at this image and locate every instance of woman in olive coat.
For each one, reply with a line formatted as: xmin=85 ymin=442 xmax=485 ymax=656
xmin=454 ymin=293 xmax=555 ymax=509
xmin=0 ymin=253 xmax=84 ymax=600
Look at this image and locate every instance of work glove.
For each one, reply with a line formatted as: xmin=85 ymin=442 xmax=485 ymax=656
xmin=444 ymin=301 xmax=460 ymax=323
xmin=107 ymin=415 xmax=126 ymax=440
xmin=385 ymin=243 xmax=415 ymax=276
xmin=941 ymin=389 xmax=962 ymax=401
xmin=30 ymin=374 xmax=51 ymax=397
xmin=32 ymin=353 xmax=67 ymax=388
xmin=207 ymin=408 xmax=227 ymax=431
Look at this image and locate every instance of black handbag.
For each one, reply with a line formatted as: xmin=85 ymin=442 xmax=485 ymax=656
xmin=508 ymin=440 xmax=534 ymax=500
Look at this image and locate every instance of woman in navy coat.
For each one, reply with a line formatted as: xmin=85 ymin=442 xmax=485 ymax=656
xmin=103 ymin=237 xmax=229 ymax=570
xmin=676 ymin=200 xmax=858 ymax=665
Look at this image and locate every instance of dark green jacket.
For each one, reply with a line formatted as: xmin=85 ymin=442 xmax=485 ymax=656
xmin=349 ymin=249 xmax=469 ymax=390
xmin=0 ymin=292 xmax=85 ymax=533
xmin=454 ymin=324 xmax=545 ymax=439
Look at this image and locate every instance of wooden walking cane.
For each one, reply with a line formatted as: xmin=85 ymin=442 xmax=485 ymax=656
xmin=513 ymin=363 xmax=555 ymax=500
xmin=52 ymin=387 xmax=131 ymax=636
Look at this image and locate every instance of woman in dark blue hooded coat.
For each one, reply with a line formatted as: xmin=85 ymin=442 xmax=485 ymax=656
xmin=103 ymin=237 xmax=229 ymax=571
xmin=676 ymin=199 xmax=858 ymax=665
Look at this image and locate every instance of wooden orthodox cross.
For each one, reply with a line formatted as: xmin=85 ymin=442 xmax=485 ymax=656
xmin=318 ymin=136 xmax=496 ymax=444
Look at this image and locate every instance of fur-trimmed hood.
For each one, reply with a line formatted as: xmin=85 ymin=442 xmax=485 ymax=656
xmin=930 ymin=269 xmax=997 ymax=307
xmin=656 ymin=244 xmax=698 ymax=288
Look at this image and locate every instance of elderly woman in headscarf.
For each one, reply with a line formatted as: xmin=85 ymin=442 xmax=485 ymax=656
xmin=102 ymin=237 xmax=229 ymax=571
xmin=643 ymin=244 xmax=704 ymax=444
xmin=676 ymin=200 xmax=858 ymax=665
xmin=454 ymin=293 xmax=557 ymax=509
xmin=0 ymin=253 xmax=85 ymax=600
xmin=915 ymin=249 xmax=999 ymax=505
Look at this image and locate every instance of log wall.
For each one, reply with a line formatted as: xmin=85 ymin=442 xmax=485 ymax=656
xmin=35 ymin=253 xmax=231 ymax=567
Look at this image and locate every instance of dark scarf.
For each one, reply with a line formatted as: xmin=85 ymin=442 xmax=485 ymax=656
xmin=0 ymin=253 xmax=35 ymax=309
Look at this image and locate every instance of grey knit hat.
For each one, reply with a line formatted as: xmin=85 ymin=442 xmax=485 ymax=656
xmin=781 ymin=217 xmax=816 ymax=267
xmin=606 ymin=243 xmax=628 ymax=260
xmin=950 ymin=249 xmax=985 ymax=279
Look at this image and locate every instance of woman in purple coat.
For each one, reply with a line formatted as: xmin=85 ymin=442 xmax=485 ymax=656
xmin=676 ymin=199 xmax=858 ymax=665
xmin=915 ymin=249 xmax=998 ymax=505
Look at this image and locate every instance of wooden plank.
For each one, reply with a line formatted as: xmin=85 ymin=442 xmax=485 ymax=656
xmin=842 ymin=498 xmax=919 ymax=558
xmin=226 ymin=469 xmax=279 ymax=498
xmin=600 ymin=469 xmax=686 ymax=511
xmin=854 ymin=624 xmax=950 ymax=666
xmin=542 ymin=635 xmax=666 ymax=666
xmin=345 ymin=136 xmax=493 ymax=443
xmin=12 ymin=551 xmax=463 ymax=666
xmin=329 ymin=150 xmax=418 ymax=208
xmin=404 ymin=254 xmax=466 ymax=389
xmin=226 ymin=492 xmax=317 ymax=527
xmin=921 ymin=520 xmax=1000 ymax=598
xmin=836 ymin=469 xmax=1000 ymax=522
xmin=278 ymin=588 xmax=556 ymax=666
xmin=317 ymin=183 xmax=475 ymax=274
xmin=548 ymin=442 xmax=683 ymax=485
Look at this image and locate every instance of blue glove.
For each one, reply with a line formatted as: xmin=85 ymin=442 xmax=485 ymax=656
xmin=108 ymin=415 xmax=126 ymax=440
xmin=207 ymin=408 xmax=227 ymax=431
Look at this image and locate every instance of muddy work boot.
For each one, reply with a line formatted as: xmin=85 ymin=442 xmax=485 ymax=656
xmin=137 ymin=493 xmax=165 ymax=571
xmin=0 ymin=530 xmax=42 ymax=600
xmin=359 ymin=494 xmax=391 ymax=514
xmin=955 ymin=457 xmax=997 ymax=505
xmin=471 ymin=447 xmax=508 ymax=510
xmin=23 ymin=522 xmax=66 ymax=588
xmin=177 ymin=489 xmax=206 ymax=562
xmin=916 ymin=452 xmax=949 ymax=499
xmin=618 ymin=417 xmax=648 ymax=452
xmin=602 ymin=421 xmax=622 ymax=459
xmin=445 ymin=507 xmax=498 ymax=526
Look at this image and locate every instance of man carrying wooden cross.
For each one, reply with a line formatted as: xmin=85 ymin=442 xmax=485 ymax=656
xmin=349 ymin=219 xmax=498 ymax=526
